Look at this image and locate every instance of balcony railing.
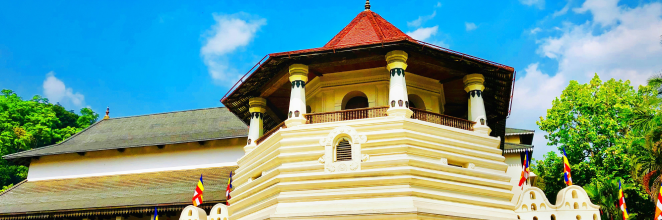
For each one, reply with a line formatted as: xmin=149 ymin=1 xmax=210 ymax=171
xmin=304 ymin=106 xmax=475 ymax=131
xmin=410 ymin=108 xmax=475 ymax=131
xmin=256 ymin=107 xmax=476 ymax=145
xmin=305 ymin=106 xmax=389 ymax=124
xmin=255 ymin=121 xmax=287 ymax=145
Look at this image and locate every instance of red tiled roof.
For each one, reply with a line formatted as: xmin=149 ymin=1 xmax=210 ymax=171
xmin=323 ymin=10 xmax=411 ymax=49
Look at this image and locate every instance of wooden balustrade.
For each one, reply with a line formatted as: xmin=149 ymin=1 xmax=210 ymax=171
xmin=305 ymin=106 xmax=389 ymax=124
xmin=255 ymin=121 xmax=286 ymax=145
xmin=410 ymin=108 xmax=475 ymax=131
xmin=255 ymin=107 xmax=475 ymax=145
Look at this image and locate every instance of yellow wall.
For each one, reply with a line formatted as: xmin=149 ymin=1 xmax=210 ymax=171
xmin=306 ymin=67 xmax=445 ymax=114
xmin=505 ymin=135 xmax=521 ymax=144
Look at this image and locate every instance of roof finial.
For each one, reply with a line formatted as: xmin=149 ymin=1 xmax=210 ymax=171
xmin=103 ymin=107 xmax=110 ymax=120
xmin=365 ymin=0 xmax=371 ymax=11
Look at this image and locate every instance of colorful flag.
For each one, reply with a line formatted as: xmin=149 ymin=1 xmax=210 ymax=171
xmin=562 ymin=147 xmax=573 ymax=186
xmin=518 ymin=149 xmax=531 ymax=188
xmin=192 ymin=175 xmax=204 ymax=206
xmin=226 ymin=171 xmax=233 ymax=205
xmin=619 ymin=179 xmax=629 ymax=219
xmin=656 ymin=182 xmax=662 ymax=220
xmin=152 ymin=207 xmax=158 ymax=220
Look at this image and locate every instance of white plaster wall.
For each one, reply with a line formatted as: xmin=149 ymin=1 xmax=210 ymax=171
xmin=515 ymin=186 xmax=601 ymax=220
xmin=27 ymin=138 xmax=246 ymax=181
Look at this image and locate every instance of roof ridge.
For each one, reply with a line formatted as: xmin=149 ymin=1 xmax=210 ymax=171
xmin=0 ymin=180 xmax=27 ymax=197
xmin=107 ymin=106 xmax=228 ymax=120
xmin=366 ymin=11 xmax=386 ymax=41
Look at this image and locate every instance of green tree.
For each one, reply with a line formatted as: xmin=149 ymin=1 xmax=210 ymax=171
xmin=0 ymin=89 xmax=98 ymax=192
xmin=534 ymin=75 xmax=655 ymax=219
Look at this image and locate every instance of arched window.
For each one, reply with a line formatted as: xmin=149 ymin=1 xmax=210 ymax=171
xmin=530 ymin=192 xmax=536 ymax=199
xmin=574 ymin=202 xmax=579 ymax=209
xmin=342 ymin=91 xmax=369 ymax=110
xmin=551 ymin=214 xmax=556 ymax=220
xmin=407 ymin=94 xmax=426 ymax=110
xmin=572 ymin=190 xmax=578 ymax=198
xmin=306 ymin=105 xmax=312 ymax=113
xmin=531 ymin=203 xmax=537 ymax=211
xmin=335 ymin=138 xmax=352 ymax=161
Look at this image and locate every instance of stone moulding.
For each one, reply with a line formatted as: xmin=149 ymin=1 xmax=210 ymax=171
xmin=319 ymin=126 xmax=367 ymax=173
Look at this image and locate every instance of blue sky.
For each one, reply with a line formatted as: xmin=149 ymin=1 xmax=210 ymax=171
xmin=1 ymin=0 xmax=661 ymax=160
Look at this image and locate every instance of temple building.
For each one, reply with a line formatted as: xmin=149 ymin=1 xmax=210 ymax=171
xmin=0 ymin=2 xmax=600 ymax=220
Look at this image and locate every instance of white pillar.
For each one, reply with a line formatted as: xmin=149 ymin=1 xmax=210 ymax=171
xmin=385 ymin=50 xmax=413 ymax=118
xmin=463 ymin=74 xmax=491 ymax=135
xmin=285 ymin=64 xmax=308 ymax=127
xmin=246 ymin=97 xmax=266 ymax=151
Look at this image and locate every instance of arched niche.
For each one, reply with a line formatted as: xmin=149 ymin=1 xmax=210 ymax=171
xmin=342 ymin=91 xmax=369 ymax=110
xmin=408 ymin=94 xmax=426 ymax=110
xmin=319 ymin=126 xmax=368 ymax=173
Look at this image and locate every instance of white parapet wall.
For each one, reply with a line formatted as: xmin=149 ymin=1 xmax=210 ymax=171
xmin=514 ymin=186 xmax=601 ymax=220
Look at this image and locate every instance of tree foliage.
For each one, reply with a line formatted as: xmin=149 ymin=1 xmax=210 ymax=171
xmin=0 ymin=89 xmax=98 ymax=192
xmin=532 ymin=74 xmax=656 ymax=219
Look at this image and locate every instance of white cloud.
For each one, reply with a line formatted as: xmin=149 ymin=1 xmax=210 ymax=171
xmin=530 ymin=27 xmax=542 ymax=34
xmin=435 ymin=2 xmax=442 ymax=8
xmin=406 ymin=26 xmax=438 ymax=42
xmin=520 ymin=0 xmax=545 ymax=9
xmin=465 ymin=22 xmax=478 ymax=31
xmin=552 ymin=0 xmax=573 ymax=17
xmin=43 ymin=71 xmax=85 ymax=107
xmin=573 ymin=0 xmax=620 ymax=26
xmin=407 ymin=11 xmax=436 ymax=27
xmin=201 ymin=13 xmax=266 ymax=84
xmin=509 ymin=0 xmax=662 ymax=159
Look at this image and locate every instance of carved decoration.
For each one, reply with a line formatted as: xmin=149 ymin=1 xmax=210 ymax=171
xmin=440 ymin=158 xmax=448 ymax=165
xmin=467 ymin=163 xmax=476 ymax=170
xmin=319 ymin=126 xmax=367 ymax=173
xmin=361 ymin=154 xmax=370 ymax=162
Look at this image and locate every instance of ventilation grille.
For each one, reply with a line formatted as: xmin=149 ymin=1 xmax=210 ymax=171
xmin=336 ymin=139 xmax=352 ymax=161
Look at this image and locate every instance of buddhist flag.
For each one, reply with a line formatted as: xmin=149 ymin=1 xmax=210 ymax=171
xmin=562 ymin=148 xmax=573 ymax=186
xmin=656 ymin=182 xmax=662 ymax=220
xmin=619 ymin=179 xmax=629 ymax=219
xmin=518 ymin=149 xmax=531 ymax=188
xmin=152 ymin=207 xmax=158 ymax=220
xmin=226 ymin=171 xmax=233 ymax=206
xmin=192 ymin=175 xmax=204 ymax=206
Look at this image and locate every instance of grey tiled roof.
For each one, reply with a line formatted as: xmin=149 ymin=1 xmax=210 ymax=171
xmin=0 ymin=166 xmax=235 ymax=215
xmin=505 ymin=128 xmax=535 ymax=136
xmin=503 ymin=143 xmax=534 ymax=154
xmin=4 ymin=107 xmax=247 ymax=159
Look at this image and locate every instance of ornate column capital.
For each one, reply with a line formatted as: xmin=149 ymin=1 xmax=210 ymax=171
xmin=463 ymin=74 xmax=485 ymax=93
xmin=385 ymin=50 xmax=408 ymax=71
xmin=289 ymin=64 xmax=309 ymax=83
xmin=249 ymin=97 xmax=267 ymax=113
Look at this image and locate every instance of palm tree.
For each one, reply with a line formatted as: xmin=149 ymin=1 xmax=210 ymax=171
xmin=585 ymin=179 xmax=621 ymax=220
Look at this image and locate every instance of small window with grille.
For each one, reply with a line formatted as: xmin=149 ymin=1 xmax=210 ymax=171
xmin=335 ymin=138 xmax=352 ymax=161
